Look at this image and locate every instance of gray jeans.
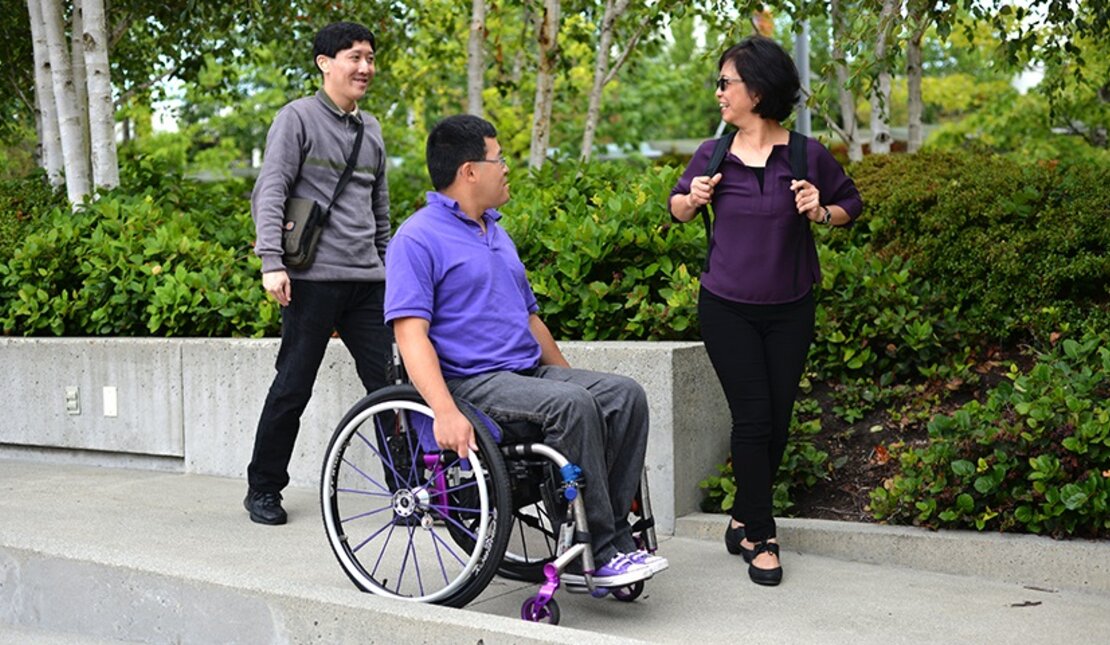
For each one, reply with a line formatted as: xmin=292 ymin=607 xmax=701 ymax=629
xmin=447 ymin=366 xmax=649 ymax=564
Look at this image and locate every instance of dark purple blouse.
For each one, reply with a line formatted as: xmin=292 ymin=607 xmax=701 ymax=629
xmin=670 ymin=136 xmax=863 ymax=304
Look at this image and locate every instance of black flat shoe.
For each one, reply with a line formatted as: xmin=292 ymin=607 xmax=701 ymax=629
xmin=724 ymin=522 xmax=753 ymax=560
xmin=748 ymin=541 xmax=783 ymax=586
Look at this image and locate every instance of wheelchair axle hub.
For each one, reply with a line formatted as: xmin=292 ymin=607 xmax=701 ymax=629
xmin=392 ymin=487 xmax=430 ymax=518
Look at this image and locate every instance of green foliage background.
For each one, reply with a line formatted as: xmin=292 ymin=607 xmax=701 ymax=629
xmin=1 ymin=141 xmax=1108 ymax=536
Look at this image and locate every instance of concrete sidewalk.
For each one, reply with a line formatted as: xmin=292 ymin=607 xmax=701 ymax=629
xmin=1 ymin=460 xmax=1107 ymax=644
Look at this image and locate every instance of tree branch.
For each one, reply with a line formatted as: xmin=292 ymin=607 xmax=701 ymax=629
xmin=5 ymin=66 xmax=34 ymax=114
xmin=114 ymin=63 xmax=183 ymax=107
xmin=602 ymin=9 xmax=652 ymax=86
xmin=109 ymin=12 xmax=133 ymax=50
xmin=799 ymin=84 xmax=852 ymax=145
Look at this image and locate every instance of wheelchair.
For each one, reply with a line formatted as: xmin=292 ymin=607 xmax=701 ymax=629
xmin=320 ymin=366 xmax=660 ymax=624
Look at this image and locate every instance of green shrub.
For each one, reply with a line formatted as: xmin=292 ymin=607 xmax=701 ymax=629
xmin=811 ymin=243 xmax=973 ymax=384
xmin=869 ymin=329 xmax=1110 ymax=538
xmin=850 ymin=150 xmax=1110 ymax=341
xmin=927 ymin=91 xmax=1110 ymax=167
xmin=0 ymin=171 xmax=67 ymax=258
xmin=502 ymin=160 xmax=704 ymax=340
xmin=0 ymin=158 xmax=276 ymax=337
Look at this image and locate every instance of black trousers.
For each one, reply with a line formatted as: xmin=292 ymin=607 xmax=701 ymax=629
xmin=248 ymin=280 xmax=392 ymax=493
xmin=698 ymin=287 xmax=815 ymax=543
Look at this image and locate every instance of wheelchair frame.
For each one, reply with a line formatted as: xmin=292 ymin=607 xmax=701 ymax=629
xmin=320 ymin=377 xmax=659 ymax=624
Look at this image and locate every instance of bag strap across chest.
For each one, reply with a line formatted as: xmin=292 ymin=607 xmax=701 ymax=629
xmin=697 ymin=130 xmax=808 ymax=273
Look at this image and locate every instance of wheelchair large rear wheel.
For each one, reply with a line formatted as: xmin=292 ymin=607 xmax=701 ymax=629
xmin=321 ymin=385 xmax=512 ymax=608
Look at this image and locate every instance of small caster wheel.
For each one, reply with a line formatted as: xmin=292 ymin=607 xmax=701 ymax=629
xmin=521 ymin=596 xmax=561 ymax=624
xmin=590 ymin=587 xmax=611 ymax=599
xmin=612 ymin=580 xmax=644 ymax=602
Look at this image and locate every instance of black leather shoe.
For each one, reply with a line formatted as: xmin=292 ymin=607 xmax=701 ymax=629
xmin=724 ymin=522 xmax=753 ymax=560
xmin=748 ymin=541 xmax=783 ymax=586
xmin=244 ymin=489 xmax=287 ymax=525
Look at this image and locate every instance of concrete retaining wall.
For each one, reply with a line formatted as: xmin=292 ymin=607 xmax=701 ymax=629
xmin=0 ymin=338 xmax=730 ymax=534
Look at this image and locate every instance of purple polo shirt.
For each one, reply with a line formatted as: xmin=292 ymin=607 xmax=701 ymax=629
xmin=385 ymin=192 xmax=541 ymax=379
xmin=670 ymin=137 xmax=863 ymax=304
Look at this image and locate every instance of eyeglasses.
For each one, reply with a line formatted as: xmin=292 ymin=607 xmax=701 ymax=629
xmin=716 ymin=76 xmax=743 ymax=92
xmin=471 ymin=155 xmax=508 ymax=168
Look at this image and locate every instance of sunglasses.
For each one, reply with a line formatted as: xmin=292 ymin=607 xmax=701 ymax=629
xmin=716 ymin=76 xmax=743 ymax=92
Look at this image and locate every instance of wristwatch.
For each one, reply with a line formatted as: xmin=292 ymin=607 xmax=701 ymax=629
xmin=821 ymin=206 xmax=832 ymax=225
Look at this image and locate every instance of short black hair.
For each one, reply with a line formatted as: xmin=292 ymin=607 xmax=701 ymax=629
xmin=718 ymin=35 xmax=800 ymax=122
xmin=425 ymin=115 xmax=498 ymax=191
xmin=313 ymin=22 xmax=376 ymax=62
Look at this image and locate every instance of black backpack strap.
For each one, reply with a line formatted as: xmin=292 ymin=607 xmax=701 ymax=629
xmin=698 ymin=131 xmax=735 ymax=273
xmin=320 ymin=118 xmax=365 ymax=225
xmin=788 ymin=130 xmax=807 ymax=180
xmin=788 ymin=130 xmax=811 ymax=293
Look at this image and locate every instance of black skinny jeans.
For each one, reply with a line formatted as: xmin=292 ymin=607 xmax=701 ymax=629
xmin=248 ymin=280 xmax=392 ymax=493
xmin=698 ymin=287 xmax=815 ymax=543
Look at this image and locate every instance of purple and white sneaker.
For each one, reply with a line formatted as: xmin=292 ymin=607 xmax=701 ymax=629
xmin=626 ymin=549 xmax=669 ymax=574
xmin=564 ymin=553 xmax=653 ymax=588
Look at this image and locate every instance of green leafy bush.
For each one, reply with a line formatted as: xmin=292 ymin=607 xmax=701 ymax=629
xmin=0 ymin=156 xmax=277 ymax=337
xmin=850 ymin=150 xmax=1110 ymax=341
xmin=869 ymin=329 xmax=1110 ymax=538
xmin=0 ymin=171 xmax=67 ymax=257
xmin=811 ymin=243 xmax=972 ymax=384
xmin=927 ymin=91 xmax=1110 ymax=167
xmin=502 ymin=161 xmax=704 ymax=340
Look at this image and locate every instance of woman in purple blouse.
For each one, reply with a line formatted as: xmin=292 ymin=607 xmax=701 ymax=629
xmin=669 ymin=35 xmax=863 ymax=586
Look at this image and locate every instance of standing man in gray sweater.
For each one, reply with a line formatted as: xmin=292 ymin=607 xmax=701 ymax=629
xmin=245 ymin=22 xmax=392 ymax=525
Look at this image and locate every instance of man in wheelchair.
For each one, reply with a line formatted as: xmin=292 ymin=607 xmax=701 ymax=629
xmin=384 ymin=114 xmax=667 ymax=588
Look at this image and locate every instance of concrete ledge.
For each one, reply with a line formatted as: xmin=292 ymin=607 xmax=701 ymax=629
xmin=0 ymin=338 xmax=731 ymax=535
xmin=3 ymin=462 xmax=1108 ymax=643
xmin=0 ymin=546 xmax=637 ymax=645
xmin=675 ymin=513 xmax=1110 ymax=595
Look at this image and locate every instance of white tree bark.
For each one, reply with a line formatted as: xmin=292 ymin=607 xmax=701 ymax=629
xmin=580 ymin=0 xmax=627 ymax=163
xmin=905 ymin=4 xmax=932 ymax=153
xmin=831 ymin=0 xmax=862 ymax=161
xmin=869 ymin=0 xmax=901 ymax=155
xmin=41 ymin=0 xmax=91 ymax=203
xmin=906 ymin=32 xmax=924 ymax=153
xmin=467 ymin=0 xmax=486 ymax=116
xmin=25 ymin=0 xmax=63 ymax=185
xmin=528 ymin=0 xmax=560 ymax=169
xmin=80 ymin=0 xmax=119 ymax=188
xmin=70 ymin=0 xmax=91 ymax=163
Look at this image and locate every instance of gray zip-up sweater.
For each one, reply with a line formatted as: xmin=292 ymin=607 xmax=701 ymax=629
xmin=251 ymin=91 xmax=390 ymax=281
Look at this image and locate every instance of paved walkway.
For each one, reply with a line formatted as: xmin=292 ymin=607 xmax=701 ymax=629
xmin=1 ymin=460 xmax=1107 ymax=643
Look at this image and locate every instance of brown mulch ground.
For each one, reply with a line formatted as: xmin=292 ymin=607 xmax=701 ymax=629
xmin=787 ymin=348 xmax=1034 ymax=523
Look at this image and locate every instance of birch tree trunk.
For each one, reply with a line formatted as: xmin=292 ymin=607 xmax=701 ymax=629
xmin=869 ymin=0 xmax=901 ymax=155
xmin=70 ymin=0 xmax=91 ymax=163
xmin=41 ymin=0 xmax=92 ymax=203
xmin=82 ymin=0 xmax=119 ymax=188
xmin=580 ymin=0 xmax=625 ymax=163
xmin=831 ymin=0 xmax=862 ymax=161
xmin=508 ymin=4 xmax=530 ymax=109
xmin=467 ymin=0 xmax=486 ymax=116
xmin=906 ymin=17 xmax=928 ymax=153
xmin=26 ymin=0 xmax=63 ymax=185
xmin=580 ymin=0 xmax=664 ymax=163
xmin=906 ymin=34 xmax=924 ymax=153
xmin=528 ymin=0 xmax=560 ymax=169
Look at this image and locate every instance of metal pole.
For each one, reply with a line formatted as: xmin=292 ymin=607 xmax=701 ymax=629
xmin=794 ymin=22 xmax=812 ymax=135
